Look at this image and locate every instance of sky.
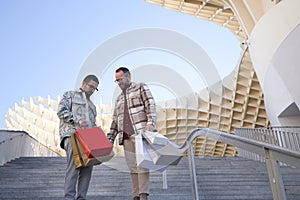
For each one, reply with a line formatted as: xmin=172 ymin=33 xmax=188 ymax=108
xmin=0 ymin=0 xmax=241 ymax=129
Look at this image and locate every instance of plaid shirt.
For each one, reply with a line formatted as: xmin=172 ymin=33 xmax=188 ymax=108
xmin=57 ymin=89 xmax=97 ymax=149
xmin=108 ymin=82 xmax=156 ymax=145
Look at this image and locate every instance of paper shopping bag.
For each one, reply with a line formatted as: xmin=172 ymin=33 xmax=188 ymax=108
xmin=71 ymin=133 xmax=84 ymax=168
xmin=135 ymin=133 xmax=167 ymax=172
xmin=141 ymin=130 xmax=185 ymax=166
xmin=71 ymin=133 xmax=114 ymax=169
xmin=76 ymin=127 xmax=113 ymax=158
xmin=146 ymin=139 xmax=185 ymax=166
xmin=142 ymin=130 xmax=169 ymax=146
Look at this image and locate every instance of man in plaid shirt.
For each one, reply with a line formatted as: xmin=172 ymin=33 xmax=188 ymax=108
xmin=107 ymin=67 xmax=156 ymax=200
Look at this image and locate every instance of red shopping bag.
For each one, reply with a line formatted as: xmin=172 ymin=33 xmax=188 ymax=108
xmin=76 ymin=127 xmax=113 ymax=158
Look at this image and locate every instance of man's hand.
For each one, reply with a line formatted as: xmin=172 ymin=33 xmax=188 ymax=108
xmin=106 ymin=135 xmax=114 ymax=144
xmin=79 ymin=119 xmax=89 ymax=128
xmin=144 ymin=124 xmax=155 ymax=132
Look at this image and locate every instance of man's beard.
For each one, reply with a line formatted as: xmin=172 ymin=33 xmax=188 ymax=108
xmin=85 ymin=91 xmax=92 ymax=99
xmin=124 ymin=82 xmax=130 ymax=90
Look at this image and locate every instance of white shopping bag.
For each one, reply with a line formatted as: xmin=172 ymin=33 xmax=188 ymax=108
xmin=146 ymin=138 xmax=185 ymax=166
xmin=142 ymin=130 xmax=169 ymax=146
xmin=135 ymin=133 xmax=168 ymax=172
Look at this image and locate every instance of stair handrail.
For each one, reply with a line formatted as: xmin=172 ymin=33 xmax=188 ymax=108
xmin=183 ymin=128 xmax=300 ymax=200
xmin=0 ymin=131 xmax=29 ymax=165
xmin=0 ymin=130 xmax=60 ymax=165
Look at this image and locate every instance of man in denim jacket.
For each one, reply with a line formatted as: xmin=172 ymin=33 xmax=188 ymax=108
xmin=107 ymin=67 xmax=156 ymax=200
xmin=57 ymin=74 xmax=99 ymax=200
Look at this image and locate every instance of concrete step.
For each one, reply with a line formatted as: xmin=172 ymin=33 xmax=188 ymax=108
xmin=0 ymin=156 xmax=299 ymax=200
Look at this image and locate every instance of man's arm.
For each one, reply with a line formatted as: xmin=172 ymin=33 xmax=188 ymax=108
xmin=107 ymin=101 xmax=118 ymax=144
xmin=57 ymin=91 xmax=75 ymax=124
xmin=140 ymin=84 xmax=157 ymax=131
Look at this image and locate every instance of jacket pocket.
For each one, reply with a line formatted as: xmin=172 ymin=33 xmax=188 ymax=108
xmin=72 ymin=97 xmax=86 ymax=118
xmin=130 ymin=96 xmax=143 ymax=108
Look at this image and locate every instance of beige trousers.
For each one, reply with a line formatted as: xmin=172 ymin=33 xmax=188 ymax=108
xmin=123 ymin=136 xmax=150 ymax=197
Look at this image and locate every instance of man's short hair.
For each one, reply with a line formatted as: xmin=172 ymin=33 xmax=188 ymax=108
xmin=116 ymin=67 xmax=131 ymax=76
xmin=83 ymin=74 xmax=99 ymax=84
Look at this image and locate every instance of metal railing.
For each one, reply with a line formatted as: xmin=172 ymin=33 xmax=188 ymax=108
xmin=0 ymin=130 xmax=60 ymax=165
xmin=183 ymin=128 xmax=300 ymax=200
xmin=235 ymin=126 xmax=300 ymax=162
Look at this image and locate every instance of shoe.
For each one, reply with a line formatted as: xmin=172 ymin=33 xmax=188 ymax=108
xmin=139 ymin=193 xmax=148 ymax=200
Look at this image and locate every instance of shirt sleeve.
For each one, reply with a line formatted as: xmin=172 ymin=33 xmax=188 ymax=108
xmin=57 ymin=91 xmax=76 ymax=124
xmin=140 ymin=83 xmax=157 ymax=126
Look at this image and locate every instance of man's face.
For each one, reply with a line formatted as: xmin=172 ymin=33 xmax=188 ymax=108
xmin=82 ymin=80 xmax=98 ymax=98
xmin=115 ymin=71 xmax=130 ymax=91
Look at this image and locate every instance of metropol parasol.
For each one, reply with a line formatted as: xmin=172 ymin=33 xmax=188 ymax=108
xmin=5 ymin=0 xmax=300 ymax=157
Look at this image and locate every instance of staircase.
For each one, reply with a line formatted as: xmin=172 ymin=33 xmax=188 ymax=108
xmin=0 ymin=156 xmax=300 ymax=200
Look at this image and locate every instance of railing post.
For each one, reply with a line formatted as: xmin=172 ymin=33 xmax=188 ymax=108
xmin=162 ymin=170 xmax=168 ymax=190
xmin=265 ymin=148 xmax=287 ymax=200
xmin=188 ymin=142 xmax=199 ymax=200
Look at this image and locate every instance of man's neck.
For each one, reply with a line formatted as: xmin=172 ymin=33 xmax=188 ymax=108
xmin=80 ymin=88 xmax=90 ymax=100
xmin=122 ymin=83 xmax=131 ymax=94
